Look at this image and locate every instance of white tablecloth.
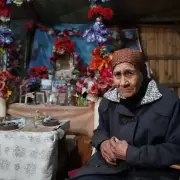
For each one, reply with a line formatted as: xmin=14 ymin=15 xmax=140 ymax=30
xmin=0 ymin=129 xmax=64 ymax=180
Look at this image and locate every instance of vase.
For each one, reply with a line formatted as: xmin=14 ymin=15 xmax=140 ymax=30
xmin=0 ymin=97 xmax=6 ymax=118
xmin=77 ymin=96 xmax=88 ymax=106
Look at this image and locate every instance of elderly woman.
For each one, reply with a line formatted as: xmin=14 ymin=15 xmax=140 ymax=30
xmin=71 ymin=48 xmax=180 ymax=180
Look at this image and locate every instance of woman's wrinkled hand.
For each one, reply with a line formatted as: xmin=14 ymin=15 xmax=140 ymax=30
xmin=100 ymin=140 xmax=117 ymax=165
xmin=110 ymin=137 xmax=128 ymax=160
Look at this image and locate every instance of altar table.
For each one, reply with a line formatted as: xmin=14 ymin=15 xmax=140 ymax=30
xmin=8 ymin=103 xmax=94 ymax=137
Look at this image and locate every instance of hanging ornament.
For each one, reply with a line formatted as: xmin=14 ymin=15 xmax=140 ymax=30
xmin=84 ymin=0 xmax=113 ymax=45
xmin=83 ymin=17 xmax=110 ymax=44
xmin=0 ymin=27 xmax=13 ymax=46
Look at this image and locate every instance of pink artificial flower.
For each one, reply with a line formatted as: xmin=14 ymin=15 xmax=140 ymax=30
xmin=98 ymin=80 xmax=108 ymax=89
xmin=88 ymin=83 xmax=99 ymax=95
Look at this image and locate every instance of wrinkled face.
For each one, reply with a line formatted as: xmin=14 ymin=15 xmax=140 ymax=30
xmin=113 ymin=62 xmax=143 ymax=98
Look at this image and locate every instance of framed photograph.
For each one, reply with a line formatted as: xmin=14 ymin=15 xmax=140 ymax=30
xmin=41 ymin=79 xmax=52 ymax=90
xmin=52 ymin=80 xmax=66 ymax=92
xmin=25 ymin=92 xmax=35 ymax=104
xmin=35 ymin=91 xmax=46 ymax=104
xmin=57 ymin=92 xmax=67 ymax=105
xmin=55 ymin=54 xmax=74 ymax=80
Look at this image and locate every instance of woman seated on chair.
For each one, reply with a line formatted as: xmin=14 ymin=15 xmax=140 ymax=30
xmin=71 ymin=48 xmax=180 ymax=180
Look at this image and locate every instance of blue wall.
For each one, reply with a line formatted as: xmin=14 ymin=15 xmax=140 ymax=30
xmin=29 ymin=24 xmax=141 ymax=69
xmin=29 ymin=24 xmax=97 ymax=69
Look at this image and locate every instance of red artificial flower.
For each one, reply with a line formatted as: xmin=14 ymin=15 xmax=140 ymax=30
xmin=41 ymin=74 xmax=47 ymax=79
xmin=54 ymin=37 xmax=75 ymax=54
xmin=88 ymin=6 xmax=113 ymax=20
xmin=98 ymin=80 xmax=108 ymax=89
xmin=92 ymin=48 xmax=100 ymax=56
xmin=63 ymin=30 xmax=69 ymax=36
xmin=107 ymin=78 xmax=114 ymax=86
xmin=29 ymin=71 xmax=39 ymax=77
xmin=29 ymin=66 xmax=48 ymax=78
xmin=33 ymin=66 xmax=40 ymax=73
xmin=0 ymin=0 xmax=6 ymax=7
xmin=88 ymin=83 xmax=99 ymax=95
xmin=81 ymin=66 xmax=87 ymax=72
xmin=40 ymin=65 xmax=47 ymax=72
xmin=1 ymin=71 xmax=9 ymax=77
xmin=0 ymin=5 xmax=9 ymax=17
xmin=99 ymin=66 xmax=112 ymax=79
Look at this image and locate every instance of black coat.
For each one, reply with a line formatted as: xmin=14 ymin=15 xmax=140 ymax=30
xmin=72 ymin=83 xmax=180 ymax=180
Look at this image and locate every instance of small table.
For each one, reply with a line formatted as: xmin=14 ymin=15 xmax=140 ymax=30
xmin=0 ymin=121 xmax=69 ymax=180
xmin=8 ymin=103 xmax=94 ymax=136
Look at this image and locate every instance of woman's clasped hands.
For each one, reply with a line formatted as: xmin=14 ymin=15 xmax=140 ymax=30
xmin=100 ymin=137 xmax=128 ymax=165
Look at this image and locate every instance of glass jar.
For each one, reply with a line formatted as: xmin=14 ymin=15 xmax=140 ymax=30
xmin=25 ymin=116 xmax=35 ymax=128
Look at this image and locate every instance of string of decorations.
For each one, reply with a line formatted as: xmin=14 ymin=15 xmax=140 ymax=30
xmin=24 ymin=21 xmax=82 ymax=37
xmin=83 ymin=0 xmax=113 ymax=45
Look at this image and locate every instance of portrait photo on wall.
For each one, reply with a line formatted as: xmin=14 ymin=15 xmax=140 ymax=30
xmin=121 ymin=29 xmax=142 ymax=51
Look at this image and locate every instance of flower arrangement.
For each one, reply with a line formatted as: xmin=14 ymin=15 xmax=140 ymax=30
xmin=54 ymin=37 xmax=74 ymax=54
xmin=88 ymin=74 xmax=113 ymax=97
xmin=21 ymin=77 xmax=41 ymax=93
xmin=0 ymin=71 xmax=20 ymax=102
xmin=88 ymin=6 xmax=113 ymax=20
xmin=75 ymin=67 xmax=113 ymax=100
xmin=29 ymin=66 xmax=48 ymax=79
xmin=50 ymin=37 xmax=75 ymax=62
xmin=89 ymin=46 xmax=111 ymax=71
xmin=75 ymin=46 xmax=113 ymax=101
xmin=0 ymin=71 xmax=10 ymax=99
xmin=0 ymin=0 xmax=10 ymax=22
xmin=21 ymin=66 xmax=48 ymax=93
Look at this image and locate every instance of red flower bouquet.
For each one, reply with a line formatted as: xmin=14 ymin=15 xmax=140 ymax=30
xmin=29 ymin=66 xmax=48 ymax=79
xmin=88 ymin=6 xmax=113 ymax=20
xmin=53 ymin=37 xmax=75 ymax=55
xmin=50 ymin=37 xmax=75 ymax=62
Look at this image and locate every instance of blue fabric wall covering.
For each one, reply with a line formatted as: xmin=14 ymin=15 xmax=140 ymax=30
xmin=29 ymin=24 xmax=97 ymax=69
xmin=29 ymin=24 xmax=141 ymax=69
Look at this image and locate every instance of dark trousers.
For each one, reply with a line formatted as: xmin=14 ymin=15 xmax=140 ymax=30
xmin=74 ymin=172 xmax=180 ymax=180
xmin=76 ymin=174 xmax=126 ymax=180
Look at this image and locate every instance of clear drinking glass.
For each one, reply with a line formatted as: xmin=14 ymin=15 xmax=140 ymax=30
xmin=25 ymin=117 xmax=35 ymax=128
